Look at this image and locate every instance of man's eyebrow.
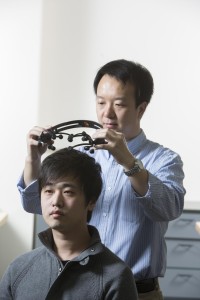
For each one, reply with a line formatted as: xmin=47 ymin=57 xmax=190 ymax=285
xmin=96 ymin=95 xmax=126 ymax=101
xmin=43 ymin=182 xmax=77 ymax=188
xmin=43 ymin=182 xmax=53 ymax=187
xmin=60 ymin=183 xmax=76 ymax=188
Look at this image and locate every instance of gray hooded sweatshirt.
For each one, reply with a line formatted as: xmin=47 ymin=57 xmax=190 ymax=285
xmin=0 ymin=225 xmax=138 ymax=300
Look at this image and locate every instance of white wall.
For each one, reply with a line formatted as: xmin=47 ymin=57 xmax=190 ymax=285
xmin=0 ymin=0 xmax=42 ymax=278
xmin=39 ymin=0 xmax=200 ymax=202
xmin=0 ymin=0 xmax=199 ymax=278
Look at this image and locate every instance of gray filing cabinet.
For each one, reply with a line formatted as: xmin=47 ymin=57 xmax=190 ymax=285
xmin=159 ymin=208 xmax=200 ymax=300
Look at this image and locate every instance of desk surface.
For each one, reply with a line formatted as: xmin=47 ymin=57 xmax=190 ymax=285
xmin=196 ymin=222 xmax=200 ymax=234
xmin=0 ymin=211 xmax=7 ymax=227
xmin=184 ymin=202 xmax=200 ymax=235
xmin=183 ymin=202 xmax=200 ymax=234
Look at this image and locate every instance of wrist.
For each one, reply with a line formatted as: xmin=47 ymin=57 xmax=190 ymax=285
xmin=123 ymin=159 xmax=144 ymax=177
xmin=25 ymin=155 xmax=41 ymax=164
xmin=123 ymin=158 xmax=136 ymax=171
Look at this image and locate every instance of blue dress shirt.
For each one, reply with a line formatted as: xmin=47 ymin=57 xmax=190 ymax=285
xmin=17 ymin=130 xmax=185 ymax=280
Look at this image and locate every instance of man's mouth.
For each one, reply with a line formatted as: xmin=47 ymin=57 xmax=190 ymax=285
xmin=50 ymin=210 xmax=64 ymax=218
xmin=104 ymin=123 xmax=118 ymax=129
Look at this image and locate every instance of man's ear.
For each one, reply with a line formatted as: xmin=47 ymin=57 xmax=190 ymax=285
xmin=87 ymin=201 xmax=96 ymax=211
xmin=138 ymin=101 xmax=148 ymax=119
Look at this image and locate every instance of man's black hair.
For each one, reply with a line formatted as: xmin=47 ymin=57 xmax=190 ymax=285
xmin=38 ymin=148 xmax=102 ymax=221
xmin=93 ymin=59 xmax=154 ymax=107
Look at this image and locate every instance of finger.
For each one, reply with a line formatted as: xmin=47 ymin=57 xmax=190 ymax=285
xmin=93 ymin=138 xmax=108 ymax=145
xmin=27 ymin=127 xmax=45 ymax=140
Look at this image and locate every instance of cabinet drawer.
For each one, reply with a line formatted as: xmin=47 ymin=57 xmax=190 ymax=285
xmin=166 ymin=240 xmax=200 ymax=268
xmin=166 ymin=212 xmax=200 ymax=239
xmin=159 ymin=268 xmax=200 ymax=299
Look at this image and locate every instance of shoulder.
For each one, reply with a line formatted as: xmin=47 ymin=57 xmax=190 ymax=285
xmin=145 ymin=138 xmax=179 ymax=157
xmin=98 ymin=246 xmax=137 ymax=298
xmin=5 ymin=247 xmax=46 ymax=278
xmin=143 ymin=138 xmax=183 ymax=167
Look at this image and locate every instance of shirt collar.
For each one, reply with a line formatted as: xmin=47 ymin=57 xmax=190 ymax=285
xmin=38 ymin=225 xmax=103 ymax=260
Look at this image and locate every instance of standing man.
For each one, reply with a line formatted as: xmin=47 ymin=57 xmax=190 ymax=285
xmin=1 ymin=148 xmax=138 ymax=299
xmin=17 ymin=59 xmax=186 ymax=300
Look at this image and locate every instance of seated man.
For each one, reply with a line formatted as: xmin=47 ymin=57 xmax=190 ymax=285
xmin=0 ymin=148 xmax=138 ymax=300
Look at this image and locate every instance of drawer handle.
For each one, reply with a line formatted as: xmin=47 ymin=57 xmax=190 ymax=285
xmin=174 ymin=274 xmax=192 ymax=283
xmin=176 ymin=218 xmax=194 ymax=226
xmin=174 ymin=243 xmax=193 ymax=252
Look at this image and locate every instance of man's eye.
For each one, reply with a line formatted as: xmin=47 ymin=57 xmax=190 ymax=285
xmin=44 ymin=189 xmax=53 ymax=194
xmin=64 ymin=190 xmax=74 ymax=195
xmin=97 ymin=100 xmax=105 ymax=105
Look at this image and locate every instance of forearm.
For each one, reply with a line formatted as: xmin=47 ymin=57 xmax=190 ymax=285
xmin=23 ymin=156 xmax=41 ymax=187
xmin=122 ymin=155 xmax=149 ymax=196
xmin=123 ymin=150 xmax=185 ymax=221
xmin=136 ymin=172 xmax=185 ymax=221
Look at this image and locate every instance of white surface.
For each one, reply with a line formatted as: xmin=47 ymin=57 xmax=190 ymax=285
xmin=0 ymin=0 xmax=42 ymax=279
xmin=38 ymin=0 xmax=200 ymax=203
xmin=0 ymin=212 xmax=7 ymax=227
xmin=184 ymin=201 xmax=200 ymax=211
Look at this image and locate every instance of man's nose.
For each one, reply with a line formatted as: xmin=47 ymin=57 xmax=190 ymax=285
xmin=104 ymin=104 xmax=115 ymax=118
xmin=52 ymin=192 xmax=64 ymax=207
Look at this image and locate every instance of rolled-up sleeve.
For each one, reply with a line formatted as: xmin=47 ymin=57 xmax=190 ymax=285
xmin=17 ymin=175 xmax=42 ymax=214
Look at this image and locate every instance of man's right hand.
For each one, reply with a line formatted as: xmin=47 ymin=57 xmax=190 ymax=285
xmin=24 ymin=126 xmax=52 ymax=187
xmin=26 ymin=126 xmax=51 ymax=161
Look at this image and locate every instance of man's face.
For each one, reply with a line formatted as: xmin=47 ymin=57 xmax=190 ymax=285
xmin=41 ymin=176 xmax=93 ymax=234
xmin=96 ymin=74 xmax=147 ymax=140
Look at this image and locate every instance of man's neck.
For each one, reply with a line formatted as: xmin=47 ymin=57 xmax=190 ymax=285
xmin=52 ymin=226 xmax=91 ymax=261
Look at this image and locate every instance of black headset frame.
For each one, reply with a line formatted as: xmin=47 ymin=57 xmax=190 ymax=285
xmin=38 ymin=120 xmax=105 ymax=152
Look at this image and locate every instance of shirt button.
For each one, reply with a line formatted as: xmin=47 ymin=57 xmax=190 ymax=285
xmin=80 ymin=256 xmax=89 ymax=265
xmin=103 ymin=213 xmax=107 ymax=217
xmin=107 ymin=186 xmax=112 ymax=191
xmin=58 ymin=267 xmax=62 ymax=275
